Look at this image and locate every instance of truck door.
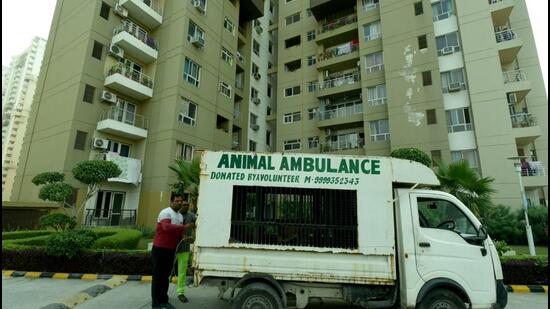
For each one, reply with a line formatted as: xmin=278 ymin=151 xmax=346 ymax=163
xmin=410 ymin=192 xmax=495 ymax=304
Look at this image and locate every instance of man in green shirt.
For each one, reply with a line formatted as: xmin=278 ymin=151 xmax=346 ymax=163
xmin=175 ymin=200 xmax=197 ymax=303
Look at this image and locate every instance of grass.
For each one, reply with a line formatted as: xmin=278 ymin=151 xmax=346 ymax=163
xmin=509 ymin=245 xmax=548 ymax=256
xmin=137 ymin=237 xmax=153 ymax=250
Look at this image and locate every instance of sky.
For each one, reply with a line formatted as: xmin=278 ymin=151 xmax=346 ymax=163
xmin=1 ymin=0 xmax=548 ymax=94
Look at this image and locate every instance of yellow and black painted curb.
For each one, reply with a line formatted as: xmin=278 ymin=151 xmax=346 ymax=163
xmin=506 ymin=285 xmax=548 ymax=293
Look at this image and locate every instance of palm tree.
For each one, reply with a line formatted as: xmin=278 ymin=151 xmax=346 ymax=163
xmin=434 ymin=160 xmax=496 ymax=219
xmin=169 ymin=157 xmax=201 ymax=212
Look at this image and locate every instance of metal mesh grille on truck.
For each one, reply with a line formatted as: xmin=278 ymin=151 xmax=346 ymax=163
xmin=230 ymin=185 xmax=358 ymax=249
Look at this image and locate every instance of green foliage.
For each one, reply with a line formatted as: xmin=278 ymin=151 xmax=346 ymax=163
xmin=390 ymin=148 xmax=432 ymax=167
xmin=435 ymin=160 xmax=495 ymax=218
xmin=4 ymin=234 xmax=52 ymax=247
xmin=72 ymin=160 xmax=122 ymax=185
xmin=120 ymin=225 xmax=156 ymax=238
xmin=518 ymin=205 xmax=548 ymax=246
xmin=45 ymin=230 xmax=97 ymax=258
xmin=91 ymin=228 xmax=142 ymax=250
xmin=500 ymin=255 xmax=548 ymax=266
xmin=493 ymin=240 xmax=511 ymax=256
xmin=40 ymin=213 xmax=76 ymax=231
xmin=484 ymin=205 xmax=524 ymax=244
xmin=38 ymin=183 xmax=74 ymax=204
xmin=2 ymin=230 xmax=54 ymax=240
xmin=31 ymin=172 xmax=65 ymax=185
xmin=169 ymin=157 xmax=201 ymax=208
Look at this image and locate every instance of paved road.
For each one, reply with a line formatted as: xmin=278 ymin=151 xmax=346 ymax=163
xmin=2 ymin=276 xmax=547 ymax=309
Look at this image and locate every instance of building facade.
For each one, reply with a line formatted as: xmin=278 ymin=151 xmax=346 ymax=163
xmin=2 ymin=37 xmax=47 ymax=200
xmin=274 ymin=0 xmax=547 ymax=208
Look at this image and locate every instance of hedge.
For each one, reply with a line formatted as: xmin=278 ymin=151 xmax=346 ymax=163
xmin=2 ymin=230 xmax=54 ymax=240
xmin=501 ymin=256 xmax=548 ymax=285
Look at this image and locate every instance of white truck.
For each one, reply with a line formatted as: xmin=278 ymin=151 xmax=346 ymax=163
xmin=192 ymin=151 xmax=507 ymax=309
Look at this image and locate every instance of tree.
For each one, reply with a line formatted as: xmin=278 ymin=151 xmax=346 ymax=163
xmin=33 ymin=160 xmax=121 ymax=220
xmin=390 ymin=148 xmax=432 ymax=167
xmin=484 ymin=205 xmax=523 ymax=244
xmin=434 ymin=160 xmax=496 ymax=218
xmin=169 ymin=157 xmax=201 ymax=211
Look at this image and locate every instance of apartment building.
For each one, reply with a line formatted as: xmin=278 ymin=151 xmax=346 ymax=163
xmin=275 ymin=0 xmax=547 ymax=207
xmin=10 ymin=0 xmax=264 ymax=227
xmin=2 ymin=37 xmax=47 ymax=200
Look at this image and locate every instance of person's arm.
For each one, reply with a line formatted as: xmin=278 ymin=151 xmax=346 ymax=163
xmin=158 ymin=218 xmax=185 ymax=234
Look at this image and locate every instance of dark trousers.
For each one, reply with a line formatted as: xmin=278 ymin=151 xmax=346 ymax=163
xmin=151 ymin=246 xmax=176 ymax=306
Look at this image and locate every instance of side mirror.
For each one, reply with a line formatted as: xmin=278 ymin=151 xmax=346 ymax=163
xmin=478 ymin=225 xmax=488 ymax=240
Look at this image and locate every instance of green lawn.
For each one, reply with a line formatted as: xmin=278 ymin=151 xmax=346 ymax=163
xmin=509 ymin=245 xmax=548 ymax=256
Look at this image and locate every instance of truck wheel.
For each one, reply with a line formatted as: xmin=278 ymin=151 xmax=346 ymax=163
xmin=232 ymin=282 xmax=283 ymax=309
xmin=417 ymin=289 xmax=466 ymax=309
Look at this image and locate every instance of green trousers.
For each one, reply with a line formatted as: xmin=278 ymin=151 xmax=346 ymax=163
xmin=176 ymin=252 xmax=191 ymax=295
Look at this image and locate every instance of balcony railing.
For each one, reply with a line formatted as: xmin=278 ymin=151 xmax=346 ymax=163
xmin=319 ymin=41 xmax=359 ymax=61
xmin=510 ymin=113 xmax=536 ymax=128
xmin=495 ymin=29 xmax=518 ymax=43
xmin=521 ymin=161 xmax=546 ymax=177
xmin=320 ymin=138 xmax=364 ymax=152
xmin=319 ymin=100 xmax=363 ymax=121
xmin=108 ymin=63 xmax=153 ymax=89
xmin=319 ymin=72 xmax=361 ymax=90
xmin=502 ymin=69 xmax=527 ymax=84
xmin=100 ymin=106 xmax=148 ymax=129
xmin=84 ymin=209 xmax=137 ymax=226
xmin=114 ymin=20 xmax=159 ymax=50
xmin=319 ymin=14 xmax=357 ymax=34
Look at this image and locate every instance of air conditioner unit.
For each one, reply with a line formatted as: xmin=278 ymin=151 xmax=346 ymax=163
xmin=507 ymin=93 xmax=517 ymax=104
xmin=255 ymin=25 xmax=263 ymax=34
xmin=440 ymin=46 xmax=453 ymax=55
xmin=253 ymin=72 xmax=261 ymax=80
xmin=108 ymin=44 xmax=124 ymax=59
xmin=252 ymin=97 xmax=261 ymax=105
xmin=190 ymin=34 xmax=204 ymax=48
xmin=114 ymin=3 xmax=128 ymax=18
xmin=192 ymin=0 xmax=206 ymax=13
xmin=251 ymin=124 xmax=259 ymax=131
xmin=100 ymin=90 xmax=118 ymax=104
xmin=448 ymin=82 xmax=461 ymax=92
xmin=325 ymin=128 xmax=332 ymax=136
xmin=93 ymin=138 xmax=109 ymax=149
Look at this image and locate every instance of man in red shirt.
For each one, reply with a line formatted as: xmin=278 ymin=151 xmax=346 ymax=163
xmin=151 ymin=193 xmax=194 ymax=309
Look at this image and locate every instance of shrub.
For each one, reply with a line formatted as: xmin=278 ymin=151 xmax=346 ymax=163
xmin=31 ymin=172 xmax=65 ymax=185
xmin=2 ymin=230 xmax=54 ymax=240
xmin=493 ymin=240 xmax=511 ymax=256
xmin=501 ymin=256 xmax=548 ymax=285
xmin=120 ymin=225 xmax=156 ymax=238
xmin=484 ymin=205 xmax=523 ymax=244
xmin=38 ymin=182 xmax=74 ymax=204
xmin=390 ymin=148 xmax=432 ymax=167
xmin=45 ymin=230 xmax=96 ymax=258
xmin=91 ymin=228 xmax=142 ymax=250
xmin=40 ymin=213 xmax=76 ymax=231
xmin=519 ymin=205 xmax=548 ymax=246
xmin=4 ymin=234 xmax=52 ymax=247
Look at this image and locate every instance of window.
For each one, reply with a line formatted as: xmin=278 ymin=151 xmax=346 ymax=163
xmin=284 ymin=59 xmax=301 ymax=72
xmin=251 ymin=87 xmax=259 ymax=99
xmin=267 ymin=84 xmax=272 ymax=98
xmin=432 ymin=0 xmax=454 ymax=22
xmin=369 ymin=119 xmax=390 ymax=141
xmin=285 ymin=36 xmax=301 ymax=48
xmin=362 ymin=0 xmax=379 ymax=12
xmin=308 ymin=108 xmax=318 ymax=120
xmin=283 ymin=112 xmax=301 ymax=123
xmin=187 ymin=21 xmax=205 ymax=46
xmin=266 ymin=131 xmax=271 ymax=146
xmin=221 ymin=48 xmax=234 ymax=66
xmin=83 ymin=84 xmax=95 ymax=104
xmin=74 ymin=131 xmax=88 ymax=150
xmin=253 ymin=40 xmax=260 ymax=56
xmin=365 ymin=51 xmax=384 ymax=73
xmin=441 ymin=68 xmax=466 ymax=93
xmin=249 ymin=140 xmax=257 ymax=151
xmin=176 ymin=142 xmax=194 ymax=161
xmin=307 ymin=81 xmax=317 ymax=92
xmin=307 ymin=30 xmax=316 ymax=41
xmin=179 ymin=97 xmax=197 ymax=126
xmin=363 ymin=21 xmax=381 ymax=42
xmin=224 ymin=17 xmax=235 ymax=34
xmin=418 ymin=35 xmax=428 ymax=50
xmin=422 ymin=71 xmax=432 ymax=86
xmin=446 ymin=108 xmax=472 ymax=132
xmin=414 ymin=2 xmax=424 ymax=15
xmin=93 ymin=191 xmax=125 ymax=220
xmin=115 ymin=100 xmax=137 ymax=125
xmin=269 ymin=41 xmax=273 ymax=53
xmin=220 ymin=81 xmax=232 ymax=98
xmin=451 ymin=149 xmax=479 ymax=174
xmin=267 ymin=106 xmax=272 ymax=116
xmin=284 ymin=139 xmax=301 ymax=150
xmin=252 ymin=63 xmax=260 ymax=75
xmin=367 ymin=84 xmax=387 ymax=106
xmin=426 ymin=109 xmax=437 ymax=124
xmin=92 ymin=41 xmax=103 ymax=60
xmin=436 ymin=32 xmax=460 ymax=56
xmin=193 ymin=0 xmax=207 ymax=13
xmin=286 ymin=12 xmax=301 ymax=25
xmin=284 ymin=86 xmax=301 ymax=97
xmin=307 ymin=55 xmax=316 ymax=66
xmin=100 ymin=2 xmax=110 ymax=20
xmin=107 ymin=140 xmax=131 ymax=157
xmin=308 ymin=136 xmax=319 ymax=149
xmin=417 ymin=198 xmax=477 ymax=238
xmin=183 ymin=58 xmax=201 ymax=87
xmin=431 ymin=150 xmax=442 ymax=166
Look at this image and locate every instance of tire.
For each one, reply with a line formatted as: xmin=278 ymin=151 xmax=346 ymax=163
xmin=417 ymin=289 xmax=467 ymax=309
xmin=232 ymin=282 xmax=283 ymax=309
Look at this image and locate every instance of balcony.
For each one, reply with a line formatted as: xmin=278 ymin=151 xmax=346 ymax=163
xmin=104 ymin=152 xmax=142 ymax=185
xmin=105 ymin=63 xmax=154 ymax=100
xmin=317 ymin=41 xmax=360 ymax=71
xmin=84 ymin=209 xmax=137 ymax=227
xmin=112 ymin=21 xmax=159 ymax=64
xmin=521 ymin=161 xmax=547 ymax=189
xmin=495 ymin=29 xmax=522 ymax=64
xmin=97 ymin=106 xmax=148 ymax=140
xmin=317 ymin=72 xmax=361 ymax=97
xmin=318 ymin=100 xmax=363 ymax=128
xmin=512 ymin=113 xmax=541 ymax=146
xmin=316 ymin=14 xmax=358 ymax=45
xmin=236 ymin=51 xmax=245 ymax=67
xmin=310 ymin=0 xmax=356 ymax=20
xmin=119 ymin=0 xmax=163 ymax=29
xmin=502 ymin=69 xmax=531 ymax=96
xmin=489 ymin=0 xmax=514 ymax=25
xmin=320 ymin=137 xmax=364 ymax=153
